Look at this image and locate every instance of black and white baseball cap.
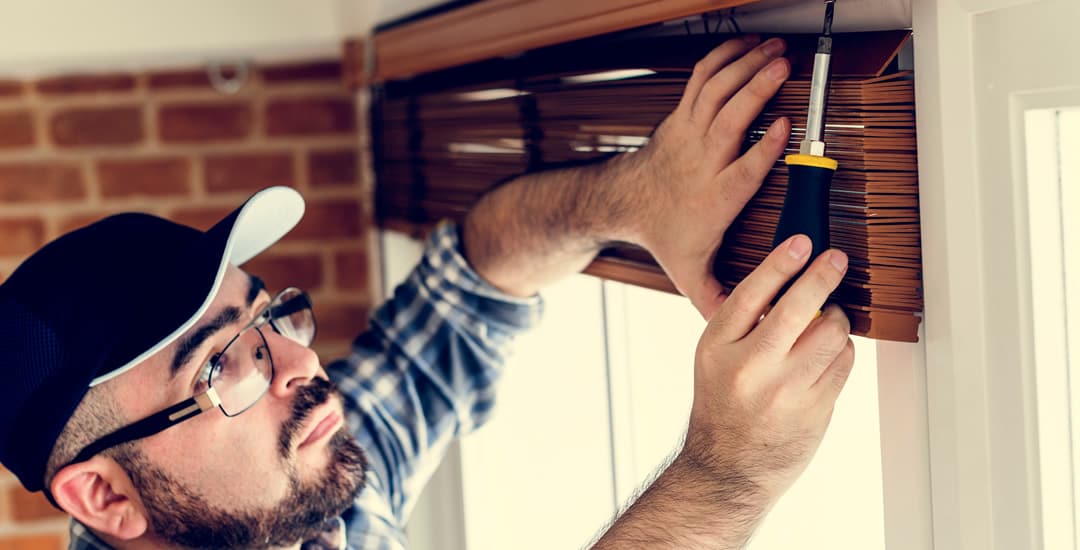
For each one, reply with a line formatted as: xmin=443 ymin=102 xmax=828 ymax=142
xmin=0 ymin=186 xmax=305 ymax=492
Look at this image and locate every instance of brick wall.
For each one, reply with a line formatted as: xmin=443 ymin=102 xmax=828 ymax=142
xmin=0 ymin=60 xmax=376 ymax=548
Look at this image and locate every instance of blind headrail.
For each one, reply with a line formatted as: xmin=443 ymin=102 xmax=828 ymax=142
xmin=356 ymin=0 xmax=763 ymax=84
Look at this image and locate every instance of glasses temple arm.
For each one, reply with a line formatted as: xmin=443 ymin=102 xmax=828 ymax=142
xmin=269 ymin=292 xmax=313 ymax=319
xmin=66 ymin=390 xmax=221 ymax=468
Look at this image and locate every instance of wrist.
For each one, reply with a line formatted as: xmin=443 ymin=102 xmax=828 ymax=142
xmin=591 ymin=151 xmax=653 ymax=248
xmin=676 ymin=430 xmax=773 ymax=511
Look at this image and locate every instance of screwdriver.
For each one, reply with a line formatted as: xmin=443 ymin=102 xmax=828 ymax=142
xmin=772 ymin=0 xmax=838 ymax=294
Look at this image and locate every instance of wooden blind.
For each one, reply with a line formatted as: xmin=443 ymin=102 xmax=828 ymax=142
xmin=371 ymin=29 xmax=922 ymax=342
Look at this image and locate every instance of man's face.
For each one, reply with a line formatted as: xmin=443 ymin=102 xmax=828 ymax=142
xmin=107 ymin=265 xmax=366 ymax=548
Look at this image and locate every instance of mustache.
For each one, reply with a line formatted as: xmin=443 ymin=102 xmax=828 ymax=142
xmin=278 ymin=376 xmax=337 ymax=459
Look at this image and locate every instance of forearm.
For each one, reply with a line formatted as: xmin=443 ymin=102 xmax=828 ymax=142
xmin=592 ymin=448 xmax=770 ymax=550
xmin=461 ymin=155 xmax=643 ymax=297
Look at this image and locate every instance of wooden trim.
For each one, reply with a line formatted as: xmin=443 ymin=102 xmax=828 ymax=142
xmin=342 ymin=38 xmax=367 ymax=88
xmin=584 ymin=257 xmax=679 ymax=295
xmin=368 ymin=0 xmax=759 ymax=83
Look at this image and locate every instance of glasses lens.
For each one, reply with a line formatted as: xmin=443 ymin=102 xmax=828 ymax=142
xmin=269 ymin=288 xmax=316 ymax=346
xmin=210 ymin=326 xmax=273 ymax=416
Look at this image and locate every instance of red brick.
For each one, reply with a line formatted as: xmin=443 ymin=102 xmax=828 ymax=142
xmin=10 ymin=485 xmax=66 ymax=521
xmin=266 ymin=97 xmax=355 ymax=136
xmin=204 ymin=152 xmax=293 ymax=193
xmin=309 ymin=150 xmax=357 ymax=187
xmin=97 ymin=157 xmax=190 ymax=198
xmin=50 ymin=106 xmax=143 ymax=147
xmin=241 ymin=253 xmax=324 ymax=291
xmin=0 ymin=533 xmax=65 ymax=550
xmin=58 ymin=212 xmax=115 ymax=236
xmin=0 ymin=80 xmax=23 ymax=96
xmin=312 ymin=301 xmax=369 ymax=342
xmin=148 ymin=69 xmax=212 ymax=90
xmin=334 ymin=249 xmax=369 ymax=290
xmin=0 ymin=162 xmax=85 ymax=203
xmin=285 ymin=200 xmax=364 ymax=241
xmin=167 ymin=206 xmax=234 ymax=231
xmin=0 ymin=218 xmax=46 ymax=256
xmin=312 ymin=341 xmax=353 ymax=364
xmin=36 ymin=73 xmax=135 ymax=95
xmin=159 ymin=103 xmax=253 ymax=143
xmin=0 ymin=110 xmax=34 ymax=148
xmin=261 ymin=61 xmax=342 ymax=84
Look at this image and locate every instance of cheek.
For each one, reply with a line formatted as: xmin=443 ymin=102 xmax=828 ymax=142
xmin=140 ymin=405 xmax=294 ymax=508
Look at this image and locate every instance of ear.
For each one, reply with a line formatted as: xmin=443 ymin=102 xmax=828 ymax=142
xmin=51 ymin=456 xmax=148 ymax=541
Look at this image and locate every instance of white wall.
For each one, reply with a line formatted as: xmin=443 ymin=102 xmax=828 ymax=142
xmin=0 ymin=0 xmax=376 ymax=76
xmin=374 ymin=0 xmax=452 ymax=27
xmin=0 ymin=0 xmax=914 ymax=77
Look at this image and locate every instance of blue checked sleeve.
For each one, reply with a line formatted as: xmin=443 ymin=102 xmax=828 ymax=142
xmin=325 ymin=221 xmax=543 ymax=549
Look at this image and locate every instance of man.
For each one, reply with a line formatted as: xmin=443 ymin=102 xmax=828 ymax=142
xmin=0 ymin=35 xmax=853 ymax=549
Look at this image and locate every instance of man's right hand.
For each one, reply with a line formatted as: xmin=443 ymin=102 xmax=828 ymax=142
xmin=592 ymin=235 xmax=854 ymax=549
xmin=685 ymin=233 xmax=854 ymax=505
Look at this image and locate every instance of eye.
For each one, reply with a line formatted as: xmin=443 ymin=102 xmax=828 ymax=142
xmin=193 ymin=354 xmax=218 ymax=393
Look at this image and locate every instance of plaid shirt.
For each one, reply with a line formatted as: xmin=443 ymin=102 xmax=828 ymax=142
xmin=69 ymin=221 xmax=544 ymax=550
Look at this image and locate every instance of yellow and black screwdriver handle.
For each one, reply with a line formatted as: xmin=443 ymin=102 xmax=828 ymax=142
xmin=770 ymin=153 xmax=838 ymax=303
xmin=772 ymin=153 xmax=837 ymax=259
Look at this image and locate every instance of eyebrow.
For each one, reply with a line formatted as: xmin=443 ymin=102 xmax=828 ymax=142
xmin=169 ymin=274 xmax=267 ymax=379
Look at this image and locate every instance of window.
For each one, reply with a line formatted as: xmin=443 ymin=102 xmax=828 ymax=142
xmin=1026 ymin=107 xmax=1080 ymax=549
xmin=458 ymin=275 xmax=615 ymax=550
xmin=386 ymin=232 xmax=890 ymax=549
xmin=605 ymin=282 xmax=887 ymax=550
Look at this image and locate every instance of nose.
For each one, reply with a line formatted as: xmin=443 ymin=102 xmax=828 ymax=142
xmin=264 ymin=328 xmax=323 ymax=396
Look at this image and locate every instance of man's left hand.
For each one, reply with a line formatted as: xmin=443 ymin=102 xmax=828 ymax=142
xmin=613 ymin=35 xmax=792 ymax=320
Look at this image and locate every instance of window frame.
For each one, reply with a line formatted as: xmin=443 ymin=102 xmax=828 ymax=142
xmin=913 ymin=0 xmax=1080 ymax=548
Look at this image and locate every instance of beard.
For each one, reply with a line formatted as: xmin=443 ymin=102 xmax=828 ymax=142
xmin=116 ymin=377 xmax=368 ymax=549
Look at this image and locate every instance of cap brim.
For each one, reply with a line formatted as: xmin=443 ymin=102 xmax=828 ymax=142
xmin=88 ymin=186 xmax=304 ymax=386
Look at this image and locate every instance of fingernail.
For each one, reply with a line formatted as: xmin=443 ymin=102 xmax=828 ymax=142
xmin=767 ymin=118 xmax=788 ymax=141
xmin=742 ymin=34 xmax=761 ymax=45
xmin=766 ymin=59 xmax=788 ymax=81
xmin=788 ymin=235 xmax=811 ymax=259
xmin=830 ymin=251 xmax=848 ymax=272
xmin=763 ymin=38 xmax=785 ymax=57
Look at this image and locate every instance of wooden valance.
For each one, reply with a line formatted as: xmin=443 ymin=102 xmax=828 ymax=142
xmin=348 ymin=0 xmax=767 ymax=85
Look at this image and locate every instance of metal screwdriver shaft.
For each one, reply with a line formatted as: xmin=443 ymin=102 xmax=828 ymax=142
xmin=802 ymin=0 xmax=833 ymax=156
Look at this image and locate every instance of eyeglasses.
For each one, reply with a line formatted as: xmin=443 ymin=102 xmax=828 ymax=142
xmin=65 ymin=287 xmax=317 ymax=467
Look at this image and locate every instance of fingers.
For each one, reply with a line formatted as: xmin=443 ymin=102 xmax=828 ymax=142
xmin=680 ymin=35 xmax=761 ymax=115
xmin=788 ymin=304 xmax=851 ymax=386
xmin=752 ymin=249 xmax=849 ymax=355
xmin=685 ymin=272 xmax=729 ymax=322
xmin=712 ymin=117 xmax=789 ymax=230
xmin=708 ymin=57 xmax=790 ymax=158
xmin=811 ymin=337 xmax=856 ymax=400
xmin=691 ymin=37 xmax=787 ymax=129
xmin=704 ymin=233 xmax=812 ymax=344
